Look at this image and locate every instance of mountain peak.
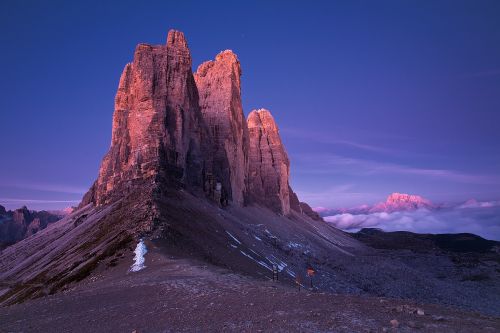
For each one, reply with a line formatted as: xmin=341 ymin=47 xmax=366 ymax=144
xmin=386 ymin=192 xmax=431 ymax=205
xmin=372 ymin=192 xmax=433 ymax=212
xmin=215 ymin=49 xmax=239 ymax=62
xmin=166 ymin=29 xmax=188 ymax=49
xmin=194 ymin=47 xmax=247 ymax=205
xmin=247 ymin=108 xmax=292 ymax=215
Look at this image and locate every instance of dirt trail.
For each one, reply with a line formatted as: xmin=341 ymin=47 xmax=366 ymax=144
xmin=1 ymin=242 xmax=499 ymax=333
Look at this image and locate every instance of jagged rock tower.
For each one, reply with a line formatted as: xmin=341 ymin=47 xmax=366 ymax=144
xmin=1 ymin=30 xmax=360 ymax=307
xmin=194 ymin=50 xmax=249 ymax=206
xmin=83 ymin=29 xmax=303 ymax=217
xmin=247 ymin=109 xmax=292 ymax=215
xmin=86 ymin=31 xmax=211 ymax=206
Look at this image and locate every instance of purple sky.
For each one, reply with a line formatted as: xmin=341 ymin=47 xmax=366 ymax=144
xmin=1 ymin=1 xmax=500 ymax=211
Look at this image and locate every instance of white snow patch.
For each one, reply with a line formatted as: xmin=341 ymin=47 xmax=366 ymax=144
xmin=230 ymin=244 xmax=238 ymax=249
xmin=130 ymin=239 xmax=147 ymax=272
xmin=226 ymin=231 xmax=241 ymax=244
xmin=239 ymin=250 xmax=272 ymax=271
xmin=288 ymin=242 xmax=302 ymax=249
xmin=254 ymin=235 xmax=262 ymax=241
xmin=286 ymin=269 xmax=296 ymax=278
xmin=266 ymin=255 xmax=287 ymax=272
xmin=257 ymin=260 xmax=272 ymax=271
xmin=249 ymin=248 xmax=260 ymax=256
xmin=240 ymin=250 xmax=254 ymax=260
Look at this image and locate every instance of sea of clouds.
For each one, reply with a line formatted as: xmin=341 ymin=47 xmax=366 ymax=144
xmin=323 ymin=202 xmax=500 ymax=241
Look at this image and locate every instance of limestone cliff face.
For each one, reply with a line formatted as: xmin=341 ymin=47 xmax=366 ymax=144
xmin=93 ymin=30 xmax=210 ymax=205
xmin=194 ymin=50 xmax=249 ymax=205
xmin=247 ymin=109 xmax=291 ymax=215
xmin=299 ymin=202 xmax=324 ymax=221
xmin=84 ymin=29 xmax=310 ymax=216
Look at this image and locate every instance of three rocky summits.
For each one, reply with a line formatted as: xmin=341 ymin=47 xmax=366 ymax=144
xmin=2 ymin=30 xmax=500 ymax=327
xmin=83 ymin=29 xmax=310 ymax=217
xmin=2 ymin=29 xmax=342 ymax=304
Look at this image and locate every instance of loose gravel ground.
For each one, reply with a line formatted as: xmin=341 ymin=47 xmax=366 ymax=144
xmin=1 ymin=244 xmax=499 ymax=333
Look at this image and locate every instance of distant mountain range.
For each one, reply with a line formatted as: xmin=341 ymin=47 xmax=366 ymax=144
xmin=315 ymin=192 xmax=435 ymax=216
xmin=0 ymin=205 xmax=72 ymax=249
xmin=315 ymin=193 xmax=500 ymax=216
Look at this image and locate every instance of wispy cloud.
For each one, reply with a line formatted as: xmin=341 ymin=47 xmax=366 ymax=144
xmin=281 ymin=127 xmax=402 ymax=155
xmin=0 ymin=198 xmax=80 ymax=204
xmin=293 ymin=153 xmax=500 ymax=185
xmin=0 ymin=181 xmax=87 ymax=195
xmin=294 ymin=184 xmax=380 ymax=208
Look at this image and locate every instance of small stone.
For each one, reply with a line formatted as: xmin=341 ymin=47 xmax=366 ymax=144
xmin=407 ymin=321 xmax=422 ymax=329
xmin=417 ymin=308 xmax=425 ymax=316
xmin=390 ymin=319 xmax=399 ymax=328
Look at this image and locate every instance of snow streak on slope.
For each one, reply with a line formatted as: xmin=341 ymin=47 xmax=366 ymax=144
xmin=130 ymin=239 xmax=148 ymax=272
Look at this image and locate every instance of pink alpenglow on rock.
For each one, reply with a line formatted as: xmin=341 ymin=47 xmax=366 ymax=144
xmin=87 ymin=30 xmax=210 ymax=205
xmin=79 ymin=29 xmax=308 ymax=216
xmin=371 ymin=193 xmax=434 ymax=213
xmin=247 ymin=109 xmax=292 ymax=215
xmin=195 ymin=50 xmax=249 ymax=206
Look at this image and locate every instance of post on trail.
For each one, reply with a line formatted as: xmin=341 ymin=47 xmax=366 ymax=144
xmin=272 ymin=264 xmax=278 ymax=281
xmin=306 ymin=265 xmax=316 ymax=289
xmin=295 ymin=275 xmax=302 ymax=291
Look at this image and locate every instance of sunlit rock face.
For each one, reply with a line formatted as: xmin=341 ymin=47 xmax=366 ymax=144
xmin=247 ymin=109 xmax=291 ymax=215
xmin=194 ymin=50 xmax=249 ymax=205
xmin=81 ymin=30 xmax=307 ymax=215
xmin=91 ymin=30 xmax=211 ymax=205
xmin=371 ymin=193 xmax=434 ymax=213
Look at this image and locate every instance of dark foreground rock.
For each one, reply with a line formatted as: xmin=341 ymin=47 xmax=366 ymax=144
xmin=0 ymin=243 xmax=498 ymax=333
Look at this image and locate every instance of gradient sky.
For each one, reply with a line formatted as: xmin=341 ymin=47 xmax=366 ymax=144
xmin=1 ymin=0 xmax=500 ymax=211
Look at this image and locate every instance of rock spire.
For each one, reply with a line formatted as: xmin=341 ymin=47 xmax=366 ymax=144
xmin=195 ymin=50 xmax=249 ymax=205
xmin=247 ymin=109 xmax=292 ymax=215
xmin=90 ymin=30 xmax=210 ymax=205
xmin=83 ymin=30 xmax=306 ymax=217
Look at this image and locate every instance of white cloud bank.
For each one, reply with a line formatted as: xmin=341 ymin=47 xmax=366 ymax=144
xmin=324 ymin=204 xmax=500 ymax=241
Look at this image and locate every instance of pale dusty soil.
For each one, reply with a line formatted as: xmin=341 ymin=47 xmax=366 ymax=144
xmin=1 ymin=243 xmax=499 ymax=333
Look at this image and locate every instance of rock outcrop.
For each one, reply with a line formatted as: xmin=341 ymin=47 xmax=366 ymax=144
xmin=92 ymin=30 xmax=211 ymax=205
xmin=247 ymin=109 xmax=291 ymax=215
xmin=0 ymin=205 xmax=61 ymax=249
xmin=299 ymin=202 xmax=324 ymax=221
xmin=194 ymin=50 xmax=249 ymax=205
